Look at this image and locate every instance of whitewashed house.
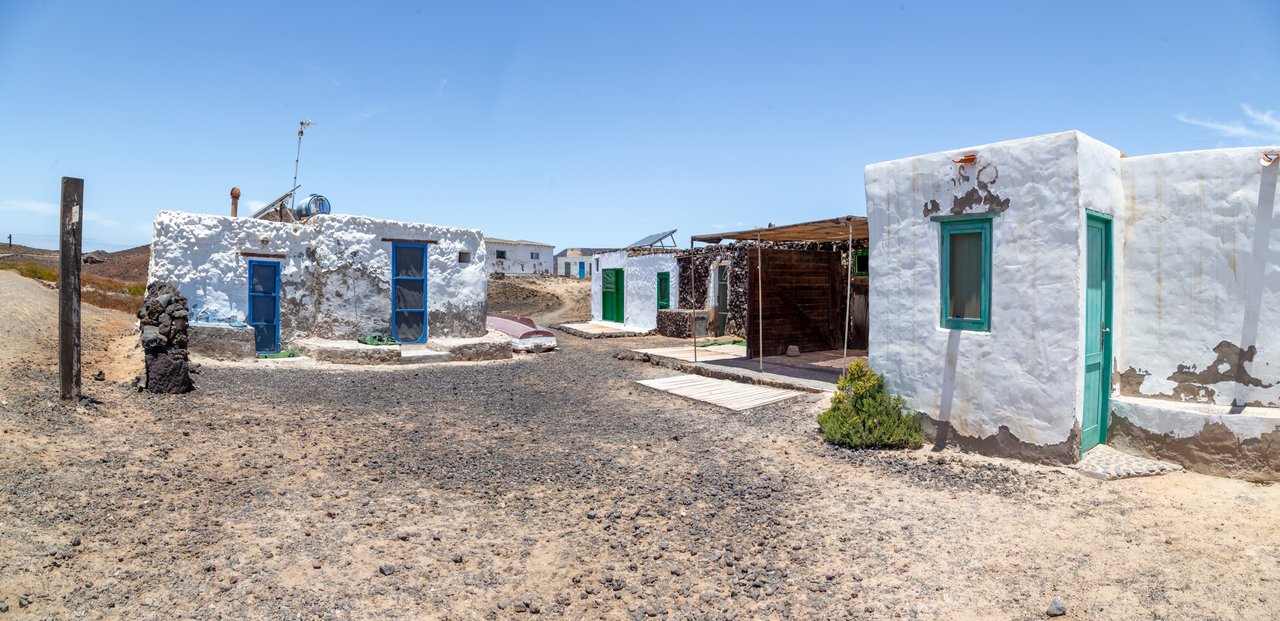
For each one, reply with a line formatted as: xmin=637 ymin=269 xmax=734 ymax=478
xmin=485 ymin=238 xmax=554 ymax=275
xmin=148 ymin=211 xmax=488 ymax=355
xmin=866 ymin=130 xmax=1280 ymax=480
xmin=590 ymin=250 xmax=679 ymax=332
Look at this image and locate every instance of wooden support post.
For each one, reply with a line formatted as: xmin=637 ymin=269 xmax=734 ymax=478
xmin=58 ymin=177 xmax=84 ymax=403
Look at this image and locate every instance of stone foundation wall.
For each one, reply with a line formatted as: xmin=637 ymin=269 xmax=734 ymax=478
xmin=656 ymin=309 xmax=712 ymax=339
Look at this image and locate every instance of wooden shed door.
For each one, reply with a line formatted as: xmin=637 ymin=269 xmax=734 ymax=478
xmin=746 ymin=249 xmax=841 ymax=358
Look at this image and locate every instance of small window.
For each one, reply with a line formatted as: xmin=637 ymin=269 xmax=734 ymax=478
xmin=595 ymin=258 xmax=600 ymax=271
xmin=458 ymin=251 xmax=471 ymax=264
xmin=939 ymin=217 xmax=993 ymax=331
xmin=853 ymin=249 xmax=869 ymax=277
xmin=531 ymin=251 xmax=540 ymax=260
xmin=496 ymin=249 xmax=507 ymax=260
xmin=657 ymin=272 xmax=671 ymax=310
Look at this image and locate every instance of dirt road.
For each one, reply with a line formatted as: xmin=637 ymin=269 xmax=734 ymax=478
xmin=0 ymin=269 xmax=1277 ymax=620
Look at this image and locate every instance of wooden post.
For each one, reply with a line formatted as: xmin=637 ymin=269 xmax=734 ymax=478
xmin=59 ymin=177 xmax=84 ymax=403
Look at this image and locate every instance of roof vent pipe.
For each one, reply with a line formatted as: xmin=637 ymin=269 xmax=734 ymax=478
xmin=231 ymin=187 xmax=241 ymax=217
xmin=1261 ymin=152 xmax=1279 ymax=167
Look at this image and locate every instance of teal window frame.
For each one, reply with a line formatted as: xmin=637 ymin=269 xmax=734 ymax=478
xmin=852 ymin=248 xmax=869 ymax=277
xmin=656 ymin=271 xmax=671 ymax=310
xmin=935 ymin=214 xmax=994 ymax=332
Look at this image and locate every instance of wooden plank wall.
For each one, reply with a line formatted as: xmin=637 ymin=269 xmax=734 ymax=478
xmin=746 ymin=249 xmax=843 ymax=358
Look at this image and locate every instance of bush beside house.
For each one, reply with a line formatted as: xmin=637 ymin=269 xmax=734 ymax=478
xmin=818 ymin=360 xmax=923 ymax=449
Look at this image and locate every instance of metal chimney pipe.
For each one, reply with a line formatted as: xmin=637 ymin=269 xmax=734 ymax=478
xmin=231 ymin=186 xmax=241 ymax=217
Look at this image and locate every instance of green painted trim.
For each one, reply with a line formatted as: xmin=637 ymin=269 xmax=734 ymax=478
xmin=1084 ymin=209 xmax=1113 ymax=222
xmin=656 ymin=272 xmax=671 ymax=310
xmin=938 ymin=218 xmax=992 ymax=332
xmin=852 ymin=248 xmax=869 ymax=277
xmin=930 ymin=211 xmax=1002 ymax=222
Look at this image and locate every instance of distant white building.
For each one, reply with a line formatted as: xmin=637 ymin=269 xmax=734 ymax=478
xmin=485 ymin=238 xmax=554 ymax=275
xmin=554 ymin=247 xmax=614 ymax=280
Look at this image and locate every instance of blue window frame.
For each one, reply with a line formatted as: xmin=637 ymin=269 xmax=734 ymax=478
xmin=247 ymin=260 xmax=281 ymax=353
xmin=391 ymin=242 xmax=429 ymax=343
xmin=936 ymin=214 xmax=994 ymax=331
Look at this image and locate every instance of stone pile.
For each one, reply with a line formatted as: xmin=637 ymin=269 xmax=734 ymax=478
xmin=138 ymin=281 xmax=193 ymax=394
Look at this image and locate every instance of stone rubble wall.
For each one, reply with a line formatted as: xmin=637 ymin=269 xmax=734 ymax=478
xmin=137 ymin=281 xmax=193 ymax=394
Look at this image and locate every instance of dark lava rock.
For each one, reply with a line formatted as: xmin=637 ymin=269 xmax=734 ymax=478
xmin=379 ymin=564 xmax=397 ymax=576
xmin=1046 ymin=597 xmax=1067 ymax=617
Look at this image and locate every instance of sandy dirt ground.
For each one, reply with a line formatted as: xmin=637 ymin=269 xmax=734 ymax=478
xmin=488 ymin=275 xmax=591 ymax=326
xmin=0 ymin=268 xmax=1277 ymax=620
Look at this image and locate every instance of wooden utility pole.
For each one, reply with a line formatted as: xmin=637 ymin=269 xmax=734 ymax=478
xmin=59 ymin=177 xmax=84 ymax=403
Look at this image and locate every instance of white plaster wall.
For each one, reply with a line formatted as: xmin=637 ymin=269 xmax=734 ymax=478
xmin=866 ymin=131 xmax=1093 ymax=448
xmin=1074 ymin=133 xmax=1127 ymax=411
xmin=486 ymin=242 xmax=554 ymax=274
xmin=148 ymin=211 xmax=488 ymax=342
xmin=1119 ymin=146 xmax=1280 ymax=406
xmin=590 ymin=251 xmax=679 ymax=331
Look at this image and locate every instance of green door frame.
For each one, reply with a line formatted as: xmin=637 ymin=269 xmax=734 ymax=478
xmin=1082 ymin=211 xmax=1113 ymax=454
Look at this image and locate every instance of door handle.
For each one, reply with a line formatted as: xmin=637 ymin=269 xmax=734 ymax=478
xmin=1100 ymin=327 xmax=1110 ymax=348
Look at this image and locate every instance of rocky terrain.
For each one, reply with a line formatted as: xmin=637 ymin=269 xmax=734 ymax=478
xmin=0 ymin=269 xmax=1277 ymax=620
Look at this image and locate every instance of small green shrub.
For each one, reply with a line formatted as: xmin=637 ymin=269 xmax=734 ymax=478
xmin=358 ymin=334 xmax=397 ymax=346
xmin=0 ymin=262 xmax=58 ymax=281
xmin=817 ymin=360 xmax=924 ymax=449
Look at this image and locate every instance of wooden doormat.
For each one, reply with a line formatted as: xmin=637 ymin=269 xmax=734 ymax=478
xmin=636 ymin=373 xmax=802 ymax=411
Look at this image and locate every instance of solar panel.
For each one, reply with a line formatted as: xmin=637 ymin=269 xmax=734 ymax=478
xmin=626 ymin=229 xmax=678 ymax=248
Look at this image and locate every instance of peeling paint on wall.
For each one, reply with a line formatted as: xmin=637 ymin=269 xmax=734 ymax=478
xmin=920 ymin=164 xmax=1011 ymax=218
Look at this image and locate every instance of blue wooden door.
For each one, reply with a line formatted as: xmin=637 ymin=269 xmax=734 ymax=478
xmin=392 ymin=243 xmax=428 ymax=343
xmin=578 ymin=262 xmax=585 ymax=279
xmin=1082 ymin=213 xmax=1113 ymax=453
xmin=248 ymin=261 xmax=280 ymax=353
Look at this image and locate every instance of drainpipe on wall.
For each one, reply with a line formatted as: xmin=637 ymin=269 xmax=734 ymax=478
xmin=231 ymin=187 xmax=240 ymax=217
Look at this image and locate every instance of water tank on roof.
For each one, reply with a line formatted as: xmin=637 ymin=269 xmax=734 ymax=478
xmin=293 ymin=193 xmax=331 ymax=219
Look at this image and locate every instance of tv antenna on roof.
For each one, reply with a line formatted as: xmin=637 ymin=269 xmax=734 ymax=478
xmin=290 ymin=120 xmax=316 ymax=211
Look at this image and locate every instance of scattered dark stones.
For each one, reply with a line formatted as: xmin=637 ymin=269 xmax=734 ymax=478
xmin=1047 ymin=597 xmax=1067 ymax=617
xmin=379 ymin=564 xmax=396 ymax=576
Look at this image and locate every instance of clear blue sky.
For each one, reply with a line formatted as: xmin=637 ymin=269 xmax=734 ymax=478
xmin=2 ymin=1 xmax=1278 ymax=251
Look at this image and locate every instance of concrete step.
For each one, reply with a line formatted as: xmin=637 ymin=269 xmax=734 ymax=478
xmin=398 ymin=348 xmax=450 ymax=364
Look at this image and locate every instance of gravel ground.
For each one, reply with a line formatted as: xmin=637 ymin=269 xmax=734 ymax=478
xmin=1 ymin=270 xmax=1278 ymax=620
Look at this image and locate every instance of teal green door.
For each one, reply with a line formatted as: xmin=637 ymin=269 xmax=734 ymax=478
xmin=1082 ymin=213 xmax=1113 ymax=453
xmin=656 ymin=272 xmax=670 ymax=310
xmin=602 ymin=268 xmax=625 ymax=322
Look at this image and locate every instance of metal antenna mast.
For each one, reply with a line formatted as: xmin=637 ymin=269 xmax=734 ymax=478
xmin=290 ymin=120 xmax=316 ymax=211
